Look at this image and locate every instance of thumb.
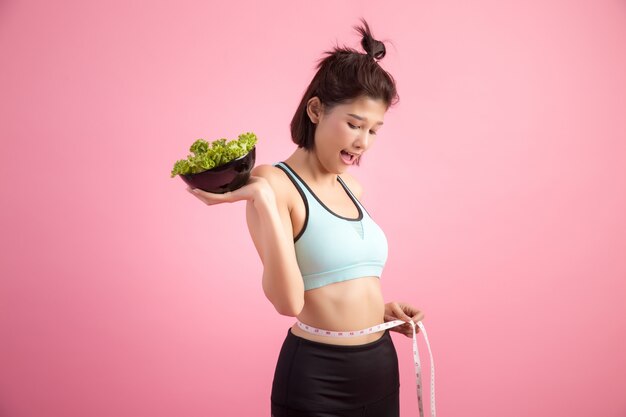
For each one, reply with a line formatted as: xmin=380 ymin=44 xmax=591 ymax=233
xmin=391 ymin=304 xmax=413 ymax=323
xmin=399 ymin=312 xmax=413 ymax=323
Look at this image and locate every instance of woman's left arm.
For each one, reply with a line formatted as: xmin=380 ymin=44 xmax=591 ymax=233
xmin=384 ymin=301 xmax=425 ymax=337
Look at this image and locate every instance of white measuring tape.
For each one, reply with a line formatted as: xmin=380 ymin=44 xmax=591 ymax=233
xmin=296 ymin=319 xmax=436 ymax=417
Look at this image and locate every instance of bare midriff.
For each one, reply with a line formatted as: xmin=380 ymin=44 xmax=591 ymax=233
xmin=290 ymin=275 xmax=386 ymax=346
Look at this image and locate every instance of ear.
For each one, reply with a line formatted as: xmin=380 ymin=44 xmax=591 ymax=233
xmin=306 ymin=96 xmax=323 ymax=124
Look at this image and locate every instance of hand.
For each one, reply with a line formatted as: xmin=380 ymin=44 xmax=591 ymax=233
xmin=384 ymin=301 xmax=425 ymax=338
xmin=186 ymin=175 xmax=273 ymax=206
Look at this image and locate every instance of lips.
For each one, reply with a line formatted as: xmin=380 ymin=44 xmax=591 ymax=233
xmin=340 ymin=150 xmax=355 ymax=164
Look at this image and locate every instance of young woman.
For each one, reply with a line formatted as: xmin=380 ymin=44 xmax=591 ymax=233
xmin=188 ymin=18 xmax=427 ymax=417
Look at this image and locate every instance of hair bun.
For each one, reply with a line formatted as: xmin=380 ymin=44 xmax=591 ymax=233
xmin=363 ymin=39 xmax=386 ymax=60
xmin=354 ymin=18 xmax=386 ymax=60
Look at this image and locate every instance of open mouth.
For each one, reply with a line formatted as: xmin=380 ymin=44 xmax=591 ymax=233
xmin=340 ymin=150 xmax=357 ymax=164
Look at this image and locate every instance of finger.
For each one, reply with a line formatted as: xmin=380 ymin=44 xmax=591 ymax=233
xmin=397 ymin=319 xmax=420 ymax=333
xmin=397 ymin=327 xmax=411 ymax=337
xmin=200 ymin=189 xmax=235 ymax=203
xmin=389 ymin=323 xmax=405 ymax=331
xmin=398 ymin=302 xmax=423 ymax=323
xmin=391 ymin=302 xmax=413 ymax=323
xmin=192 ymin=188 xmax=230 ymax=204
xmin=399 ymin=302 xmax=420 ymax=317
xmin=411 ymin=310 xmax=425 ymax=323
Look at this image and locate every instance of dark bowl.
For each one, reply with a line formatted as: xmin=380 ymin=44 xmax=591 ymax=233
xmin=179 ymin=146 xmax=256 ymax=194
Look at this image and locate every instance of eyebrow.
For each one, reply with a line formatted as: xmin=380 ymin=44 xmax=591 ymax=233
xmin=347 ymin=113 xmax=384 ymax=125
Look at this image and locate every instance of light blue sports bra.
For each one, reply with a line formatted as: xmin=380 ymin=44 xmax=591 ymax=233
xmin=273 ymin=161 xmax=388 ymax=291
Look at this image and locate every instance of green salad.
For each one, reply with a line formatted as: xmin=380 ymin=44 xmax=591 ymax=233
xmin=170 ymin=132 xmax=257 ymax=177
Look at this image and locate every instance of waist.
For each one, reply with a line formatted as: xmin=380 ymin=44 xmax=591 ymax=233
xmin=288 ymin=325 xmax=392 ymax=350
xmin=296 ymin=276 xmax=385 ymax=345
xmin=290 ymin=321 xmax=386 ymax=345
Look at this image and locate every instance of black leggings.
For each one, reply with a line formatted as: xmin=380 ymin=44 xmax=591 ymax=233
xmin=271 ymin=327 xmax=400 ymax=417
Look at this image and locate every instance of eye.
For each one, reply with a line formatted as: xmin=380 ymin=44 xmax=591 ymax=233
xmin=348 ymin=122 xmax=377 ymax=135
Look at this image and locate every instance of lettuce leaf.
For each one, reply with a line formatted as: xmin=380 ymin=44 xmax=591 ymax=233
xmin=170 ymin=132 xmax=257 ymax=177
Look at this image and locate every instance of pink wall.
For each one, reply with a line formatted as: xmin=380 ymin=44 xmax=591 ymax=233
xmin=1 ymin=0 xmax=625 ymax=416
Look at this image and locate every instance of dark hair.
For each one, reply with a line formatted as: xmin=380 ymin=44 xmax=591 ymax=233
xmin=290 ymin=18 xmax=400 ymax=165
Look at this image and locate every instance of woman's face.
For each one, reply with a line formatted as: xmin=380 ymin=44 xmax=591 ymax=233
xmin=307 ymin=95 xmax=387 ymax=173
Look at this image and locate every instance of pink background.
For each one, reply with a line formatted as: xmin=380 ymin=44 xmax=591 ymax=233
xmin=1 ymin=0 xmax=625 ymax=416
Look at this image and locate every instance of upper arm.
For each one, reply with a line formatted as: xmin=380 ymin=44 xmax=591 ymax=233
xmin=245 ymin=164 xmax=296 ymax=266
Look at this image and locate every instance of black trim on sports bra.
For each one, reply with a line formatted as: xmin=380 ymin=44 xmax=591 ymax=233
xmin=280 ymin=161 xmax=363 ymax=222
xmin=336 ymin=175 xmax=373 ymax=219
xmin=275 ymin=164 xmax=309 ymax=243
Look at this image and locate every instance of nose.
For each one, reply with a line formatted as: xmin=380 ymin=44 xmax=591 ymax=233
xmin=355 ymin=131 xmax=372 ymax=150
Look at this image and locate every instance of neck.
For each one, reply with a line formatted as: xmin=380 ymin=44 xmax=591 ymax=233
xmin=285 ymin=147 xmax=340 ymax=188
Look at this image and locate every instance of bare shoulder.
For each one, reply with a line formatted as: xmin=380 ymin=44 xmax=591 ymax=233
xmin=250 ymin=164 xmax=292 ymax=204
xmin=251 ymin=163 xmax=290 ymax=186
xmin=338 ymin=171 xmax=363 ymax=200
xmin=251 ymin=163 xmax=281 ymax=179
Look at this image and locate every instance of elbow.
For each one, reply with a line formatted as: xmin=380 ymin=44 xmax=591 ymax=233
xmin=264 ymin=284 xmax=304 ymax=317
xmin=262 ymin=272 xmax=305 ymax=317
xmin=276 ymin=298 xmax=304 ymax=317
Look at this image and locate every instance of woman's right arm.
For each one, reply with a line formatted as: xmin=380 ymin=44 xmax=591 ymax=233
xmin=245 ymin=165 xmax=305 ymax=317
